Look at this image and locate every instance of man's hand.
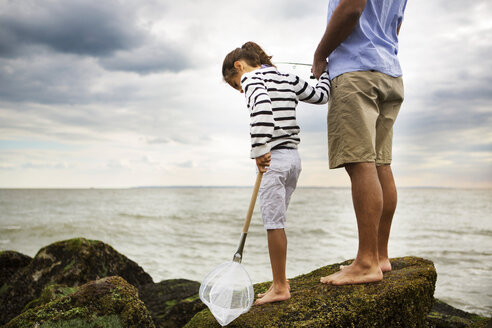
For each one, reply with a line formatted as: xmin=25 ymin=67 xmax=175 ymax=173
xmin=255 ymin=152 xmax=271 ymax=173
xmin=312 ymin=57 xmax=328 ymax=80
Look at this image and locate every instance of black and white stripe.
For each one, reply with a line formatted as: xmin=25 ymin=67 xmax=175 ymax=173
xmin=241 ymin=67 xmax=330 ymax=158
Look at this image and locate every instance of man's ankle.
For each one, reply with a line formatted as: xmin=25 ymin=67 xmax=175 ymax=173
xmin=272 ymin=282 xmax=289 ymax=293
xmin=353 ymin=257 xmax=380 ymax=270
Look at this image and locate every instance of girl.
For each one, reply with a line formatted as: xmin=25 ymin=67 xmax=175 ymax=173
xmin=222 ymin=42 xmax=330 ymax=305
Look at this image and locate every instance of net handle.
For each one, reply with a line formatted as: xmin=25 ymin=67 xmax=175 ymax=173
xmin=242 ymin=172 xmax=263 ymax=233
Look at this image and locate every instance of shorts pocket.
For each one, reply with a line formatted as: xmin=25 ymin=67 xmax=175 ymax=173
xmin=268 ymin=160 xmax=290 ymax=173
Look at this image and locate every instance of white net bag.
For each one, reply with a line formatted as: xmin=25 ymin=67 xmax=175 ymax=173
xmin=199 ymin=261 xmax=254 ymax=326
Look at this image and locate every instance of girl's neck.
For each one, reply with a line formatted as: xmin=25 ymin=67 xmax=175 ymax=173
xmin=243 ymin=64 xmax=260 ymax=73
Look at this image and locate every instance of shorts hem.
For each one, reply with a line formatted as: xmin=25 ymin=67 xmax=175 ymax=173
xmin=263 ymin=224 xmax=285 ymax=230
xmin=376 ymin=160 xmax=392 ymax=167
xmin=329 ymin=158 xmax=375 ymax=169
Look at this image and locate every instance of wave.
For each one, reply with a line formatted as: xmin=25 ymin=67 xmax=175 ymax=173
xmin=118 ymin=212 xmax=162 ymax=220
xmin=1 ymin=225 xmax=22 ymax=231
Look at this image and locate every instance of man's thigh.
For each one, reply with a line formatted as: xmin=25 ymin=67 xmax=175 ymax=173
xmin=328 ymin=71 xmax=379 ymax=169
xmin=375 ymin=75 xmax=404 ymax=165
xmin=328 ymin=71 xmax=403 ymax=168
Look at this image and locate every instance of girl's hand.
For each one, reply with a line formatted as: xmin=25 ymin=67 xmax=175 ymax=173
xmin=255 ymin=152 xmax=271 ymax=173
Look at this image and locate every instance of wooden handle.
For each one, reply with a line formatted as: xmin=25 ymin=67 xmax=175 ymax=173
xmin=242 ymin=172 xmax=263 ymax=233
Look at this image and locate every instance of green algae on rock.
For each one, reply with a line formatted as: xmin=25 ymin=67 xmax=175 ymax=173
xmin=0 ymin=237 xmax=153 ymax=325
xmin=22 ymin=284 xmax=78 ymax=312
xmin=185 ymin=257 xmax=437 ymax=328
xmin=139 ymin=279 xmax=206 ymax=328
xmin=427 ymin=299 xmax=492 ymax=328
xmin=4 ymin=276 xmax=155 ymax=328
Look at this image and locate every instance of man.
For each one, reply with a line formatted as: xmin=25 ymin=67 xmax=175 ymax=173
xmin=312 ymin=0 xmax=407 ymax=285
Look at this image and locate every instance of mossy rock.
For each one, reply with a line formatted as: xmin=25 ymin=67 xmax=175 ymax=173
xmin=185 ymin=257 xmax=437 ymax=328
xmin=4 ymin=276 xmax=155 ymax=328
xmin=426 ymin=299 xmax=492 ymax=328
xmin=139 ymin=279 xmax=206 ymax=328
xmin=0 ymin=238 xmax=153 ymax=325
xmin=0 ymin=250 xmax=32 ymax=287
xmin=22 ymin=284 xmax=78 ymax=312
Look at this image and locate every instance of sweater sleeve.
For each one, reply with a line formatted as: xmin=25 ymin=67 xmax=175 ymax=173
xmin=241 ymin=73 xmax=274 ymax=159
xmin=294 ymin=71 xmax=331 ymax=104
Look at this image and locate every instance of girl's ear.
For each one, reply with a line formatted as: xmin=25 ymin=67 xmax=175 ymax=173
xmin=234 ymin=60 xmax=243 ymax=71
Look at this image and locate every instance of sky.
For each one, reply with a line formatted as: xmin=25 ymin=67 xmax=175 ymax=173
xmin=0 ymin=0 xmax=491 ymax=188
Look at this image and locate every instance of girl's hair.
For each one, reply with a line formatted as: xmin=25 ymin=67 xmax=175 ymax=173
xmin=222 ymin=41 xmax=274 ymax=82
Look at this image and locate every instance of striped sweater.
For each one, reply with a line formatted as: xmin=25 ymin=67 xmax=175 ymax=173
xmin=240 ymin=66 xmax=331 ymax=158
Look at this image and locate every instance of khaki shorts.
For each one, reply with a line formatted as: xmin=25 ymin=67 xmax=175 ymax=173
xmin=328 ymin=71 xmax=404 ymax=169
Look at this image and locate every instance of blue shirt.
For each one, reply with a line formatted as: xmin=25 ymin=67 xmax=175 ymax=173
xmin=327 ymin=0 xmax=407 ymax=79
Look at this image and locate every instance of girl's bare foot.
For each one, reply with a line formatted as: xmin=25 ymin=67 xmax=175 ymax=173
xmin=257 ymin=280 xmax=290 ymax=298
xmin=254 ymin=284 xmax=290 ymax=305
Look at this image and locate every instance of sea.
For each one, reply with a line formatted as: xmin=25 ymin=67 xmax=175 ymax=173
xmin=0 ymin=187 xmax=490 ymax=317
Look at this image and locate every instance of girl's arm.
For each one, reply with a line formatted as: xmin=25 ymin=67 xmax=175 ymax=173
xmin=241 ymin=74 xmax=274 ymax=159
xmin=294 ymin=71 xmax=331 ymax=105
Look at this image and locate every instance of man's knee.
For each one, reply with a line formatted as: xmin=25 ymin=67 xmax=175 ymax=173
xmin=376 ymin=164 xmax=395 ymax=182
xmin=344 ymin=162 xmax=376 ymax=177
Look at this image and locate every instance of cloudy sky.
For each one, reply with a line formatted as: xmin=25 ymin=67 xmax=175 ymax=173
xmin=0 ymin=0 xmax=491 ymax=188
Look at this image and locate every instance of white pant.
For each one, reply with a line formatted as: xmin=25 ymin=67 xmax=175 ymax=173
xmin=259 ymin=149 xmax=301 ymax=230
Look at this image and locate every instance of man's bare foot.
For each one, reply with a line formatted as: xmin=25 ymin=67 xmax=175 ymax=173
xmin=254 ymin=285 xmax=290 ymax=305
xmin=340 ymin=259 xmax=392 ymax=273
xmin=379 ymin=258 xmax=392 ymax=272
xmin=339 ymin=262 xmax=354 ymax=271
xmin=320 ymin=262 xmax=383 ymax=285
xmin=320 ymin=269 xmax=343 ymax=284
xmin=257 ymin=280 xmax=290 ymax=298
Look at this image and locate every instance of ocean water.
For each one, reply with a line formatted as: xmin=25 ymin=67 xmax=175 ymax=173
xmin=0 ymin=187 xmax=491 ymax=316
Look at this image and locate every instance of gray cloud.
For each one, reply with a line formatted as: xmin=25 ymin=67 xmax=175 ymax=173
xmin=394 ymin=0 xmax=492 ymax=159
xmin=146 ymin=135 xmax=199 ymax=145
xmin=260 ymin=0 xmax=323 ymax=19
xmin=0 ymin=54 xmax=103 ymax=104
xmin=99 ymin=42 xmax=192 ymax=74
xmin=176 ymin=160 xmax=193 ymax=168
xmin=399 ymin=84 xmax=492 ymax=136
xmin=397 ymin=66 xmax=492 ymax=142
xmin=0 ymin=0 xmax=194 ymax=85
xmin=0 ymin=55 xmax=155 ymax=106
xmin=0 ymin=0 xmax=144 ymax=57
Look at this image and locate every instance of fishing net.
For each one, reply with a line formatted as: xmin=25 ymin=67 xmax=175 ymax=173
xmin=199 ymin=261 xmax=254 ymax=326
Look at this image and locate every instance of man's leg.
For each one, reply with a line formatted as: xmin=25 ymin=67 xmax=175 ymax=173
xmin=255 ymin=229 xmax=291 ymax=305
xmin=321 ymin=162 xmax=383 ymax=285
xmin=376 ymin=164 xmax=397 ymax=272
xmin=339 ymin=164 xmax=397 ymax=273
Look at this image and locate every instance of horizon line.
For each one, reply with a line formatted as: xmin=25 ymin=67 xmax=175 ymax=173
xmin=0 ymin=185 xmax=490 ymax=190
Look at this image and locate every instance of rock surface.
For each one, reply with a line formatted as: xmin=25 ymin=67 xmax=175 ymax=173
xmin=139 ymin=279 xmax=206 ymax=328
xmin=185 ymin=257 xmax=437 ymax=328
xmin=2 ymin=240 xmax=489 ymax=328
xmin=1 ymin=238 xmax=206 ymax=328
xmin=427 ymin=299 xmax=492 ymax=328
xmin=4 ymin=276 xmax=155 ymax=328
xmin=0 ymin=251 xmax=31 ymax=287
xmin=0 ymin=238 xmax=153 ymax=325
